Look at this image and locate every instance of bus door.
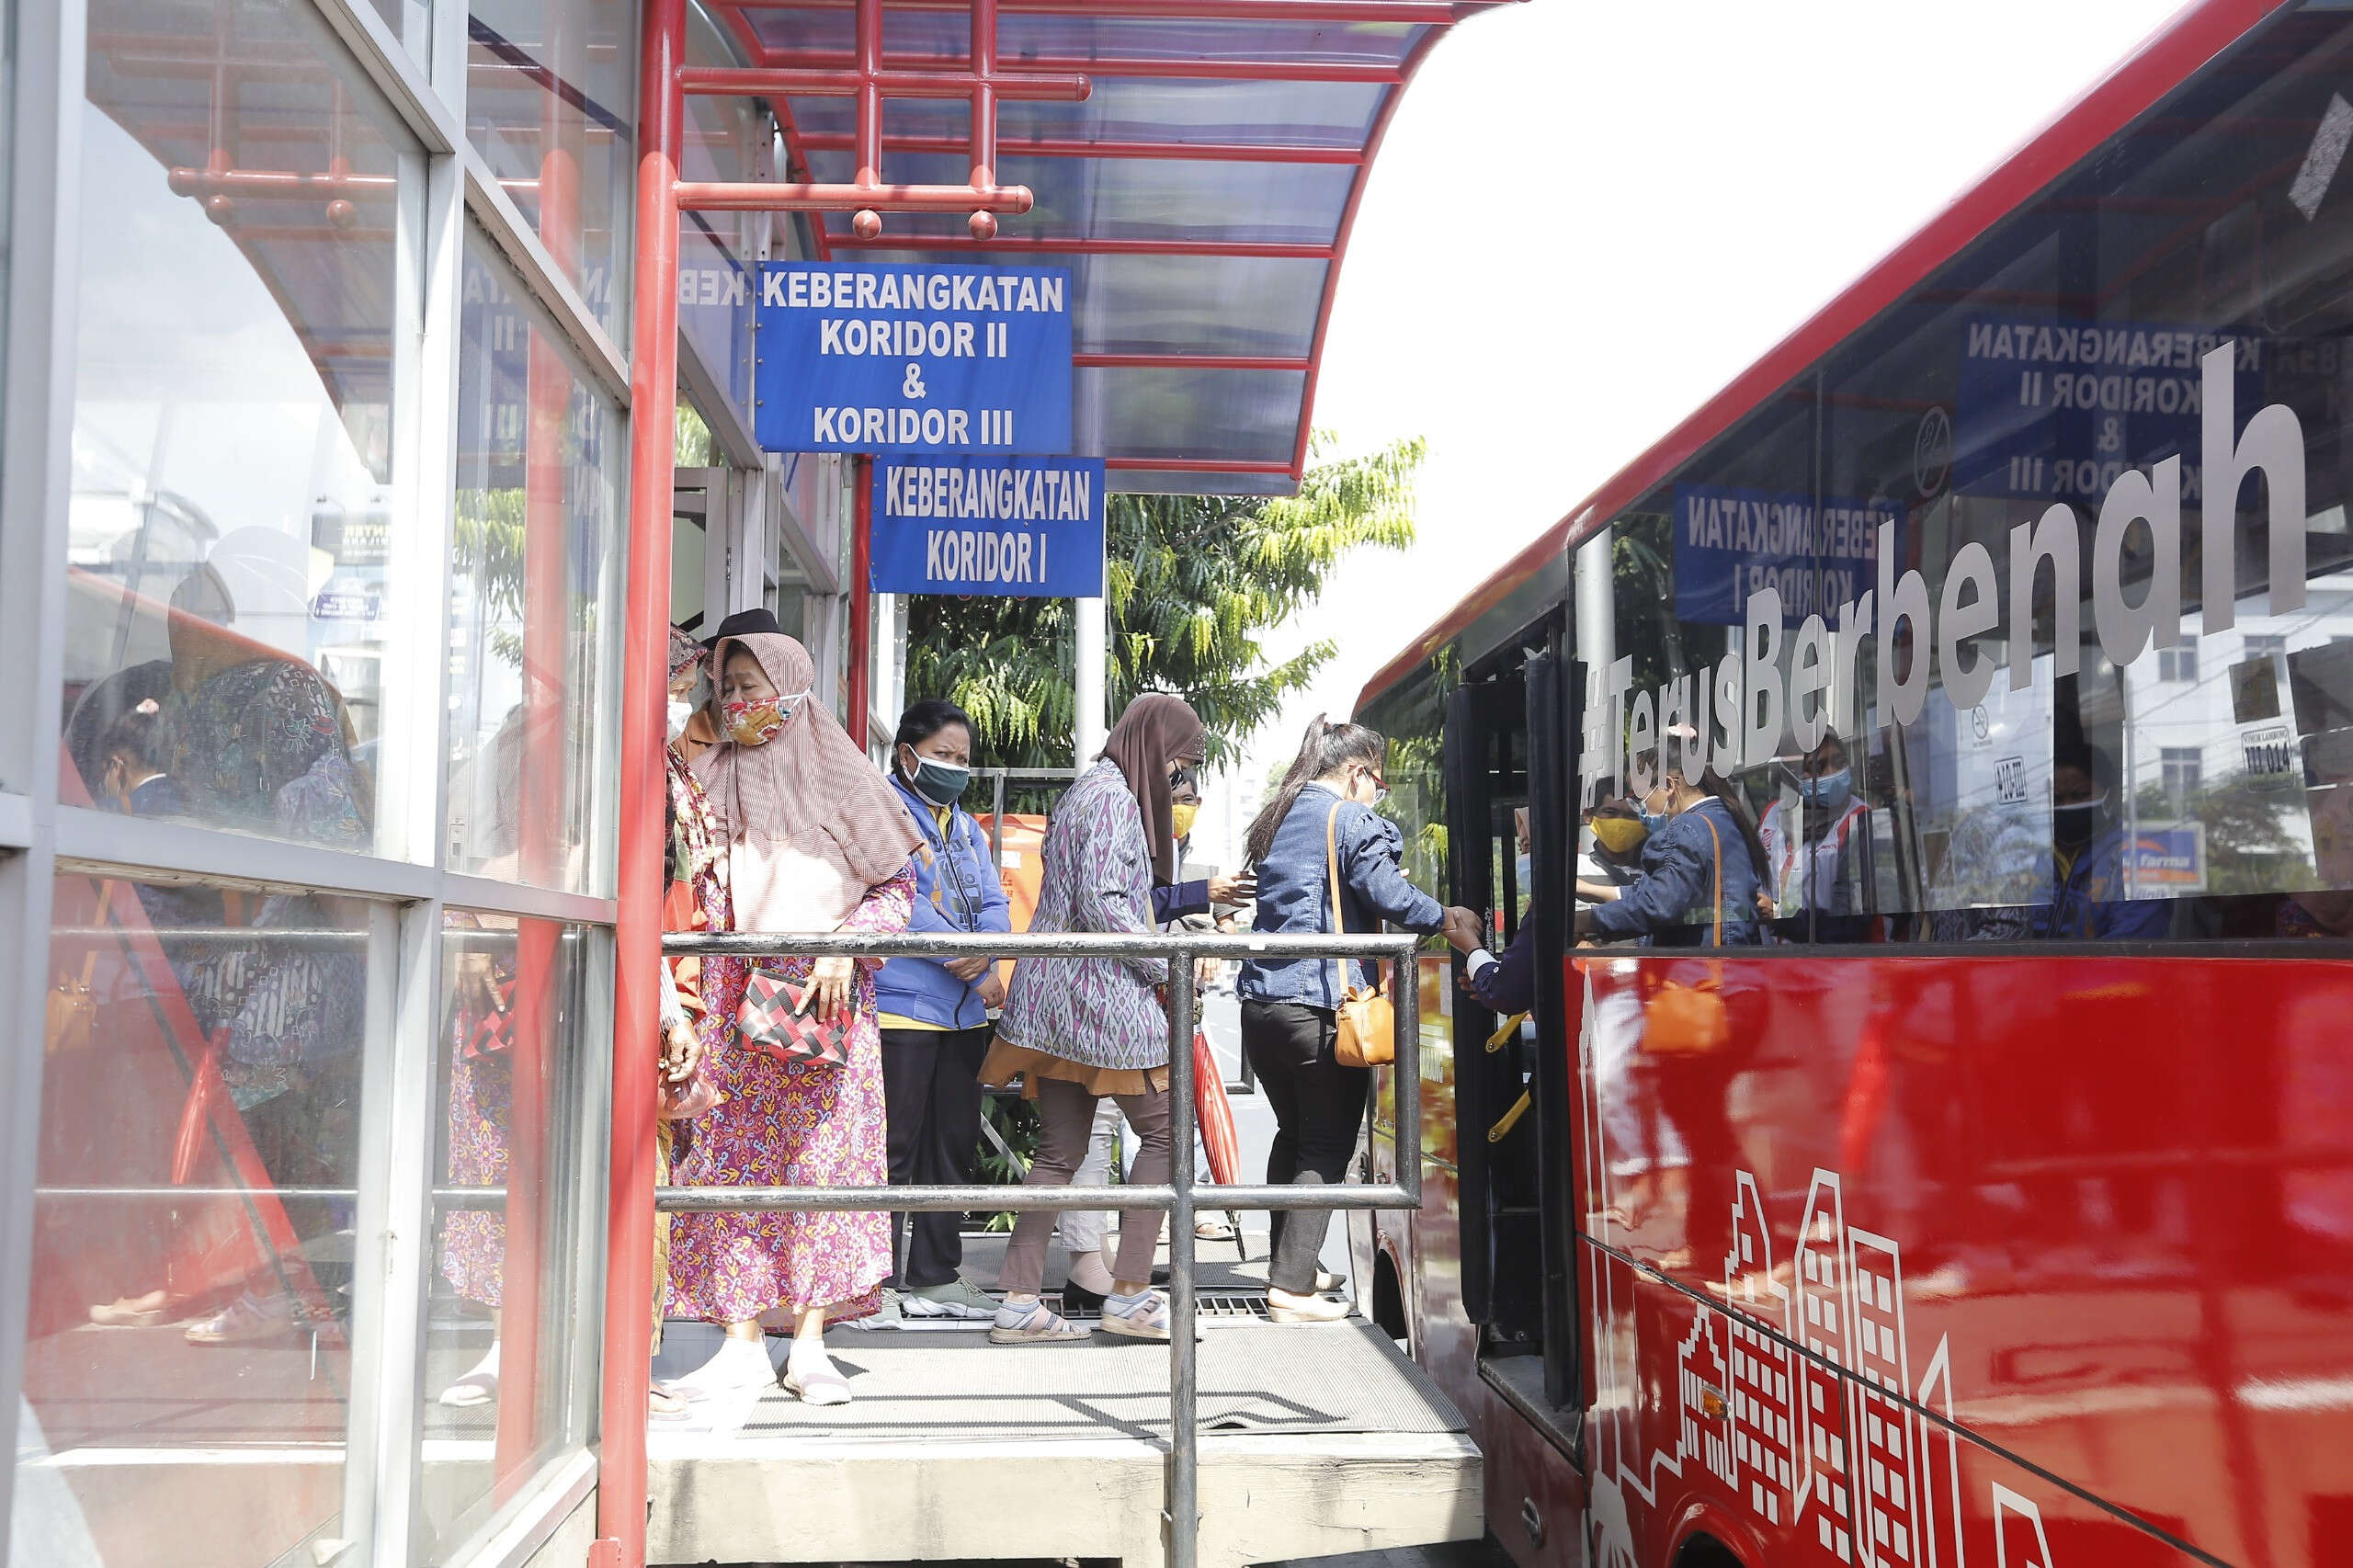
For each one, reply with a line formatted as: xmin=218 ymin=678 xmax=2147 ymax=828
xmin=1446 ymin=653 xmax=1583 ymax=1425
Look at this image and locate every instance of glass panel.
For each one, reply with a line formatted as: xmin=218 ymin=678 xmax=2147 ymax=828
xmin=0 ymin=0 xmax=11 ymax=795
xmin=466 ymin=0 xmax=636 ymax=336
xmin=1574 ymin=6 xmax=2353 ymax=947
xmin=66 ymin=0 xmax=413 ymax=855
xmin=786 ymin=79 xmax=1388 ymax=151
xmin=745 ymin=5 xmax=1423 ymax=67
xmin=857 ymin=248 xmax=1324 ymax=358
xmin=447 ymin=238 xmax=623 ymax=898
xmin=421 ymin=914 xmax=594 ymax=1561
xmin=814 ymin=151 xmax=1353 ymax=244
xmin=1078 ymin=365 xmax=1305 ymax=465
xmin=14 ymin=874 xmax=370 ymax=1566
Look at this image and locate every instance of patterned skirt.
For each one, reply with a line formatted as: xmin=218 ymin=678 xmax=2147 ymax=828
xmin=663 ymin=955 xmax=892 ymax=1324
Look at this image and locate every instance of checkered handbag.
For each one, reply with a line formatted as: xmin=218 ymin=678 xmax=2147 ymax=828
xmin=736 ymin=971 xmax=853 ymax=1068
xmin=460 ymin=978 xmax=517 ymax=1061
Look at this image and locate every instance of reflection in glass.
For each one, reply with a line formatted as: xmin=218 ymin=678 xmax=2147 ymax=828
xmin=445 ymin=242 xmax=622 ymax=896
xmin=422 ymin=915 xmax=590 ymax=1559
xmin=15 ymin=875 xmax=369 ymax=1566
xmin=64 ymin=0 xmax=410 ymax=853
xmin=466 ymin=0 xmax=635 ymax=335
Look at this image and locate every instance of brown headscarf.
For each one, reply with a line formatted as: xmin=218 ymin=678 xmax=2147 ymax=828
xmin=1099 ymin=693 xmax=1206 ymax=886
xmin=693 ymin=632 xmax=922 ymax=931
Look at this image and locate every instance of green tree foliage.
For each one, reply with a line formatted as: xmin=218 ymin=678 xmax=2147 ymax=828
xmin=905 ymin=435 xmax=1424 ymax=768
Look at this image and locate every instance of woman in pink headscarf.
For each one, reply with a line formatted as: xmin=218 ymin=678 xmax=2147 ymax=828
xmin=665 ymin=618 xmax=921 ymax=1405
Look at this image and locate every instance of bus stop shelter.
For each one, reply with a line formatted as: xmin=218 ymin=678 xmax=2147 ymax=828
xmin=607 ymin=2 xmax=1515 ymax=1562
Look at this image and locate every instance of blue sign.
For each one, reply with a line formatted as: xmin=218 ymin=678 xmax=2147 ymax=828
xmin=1953 ymin=313 xmax=2262 ymax=503
xmin=755 ymin=263 xmax=1073 ymax=454
xmin=1671 ymin=485 xmax=1894 ymax=627
xmin=870 ymin=456 xmax=1105 ymax=598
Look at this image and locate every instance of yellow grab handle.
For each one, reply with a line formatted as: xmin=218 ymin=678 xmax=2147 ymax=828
xmin=1487 ymin=1089 xmax=1531 ymax=1143
xmin=1485 ymin=1014 xmax=1527 ymax=1052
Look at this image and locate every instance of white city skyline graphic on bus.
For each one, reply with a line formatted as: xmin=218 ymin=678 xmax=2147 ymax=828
xmin=1580 ymin=975 xmax=2055 ymax=1568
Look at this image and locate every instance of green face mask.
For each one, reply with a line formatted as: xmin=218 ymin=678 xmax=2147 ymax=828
xmin=908 ymin=756 xmax=971 ymax=807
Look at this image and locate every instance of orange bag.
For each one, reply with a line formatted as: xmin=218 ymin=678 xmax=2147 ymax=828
xmin=1325 ymin=806 xmax=1395 ymax=1069
xmin=1642 ymin=814 xmax=1731 ymax=1058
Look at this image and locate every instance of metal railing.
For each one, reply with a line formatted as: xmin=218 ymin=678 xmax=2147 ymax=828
xmin=655 ymin=926 xmax=1423 ymax=1568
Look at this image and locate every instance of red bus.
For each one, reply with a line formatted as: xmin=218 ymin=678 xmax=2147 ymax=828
xmin=1349 ymin=5 xmax=2353 ymax=1567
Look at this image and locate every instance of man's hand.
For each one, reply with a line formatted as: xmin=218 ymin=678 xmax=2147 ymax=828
xmin=661 ymin=1020 xmax=702 ymax=1085
xmin=942 ymin=953 xmax=993 ymax=982
xmin=978 ymin=970 xmax=1006 ymax=1009
xmin=1209 ymin=871 xmax=1256 ymax=906
xmin=1441 ymin=905 xmax=1485 ymax=954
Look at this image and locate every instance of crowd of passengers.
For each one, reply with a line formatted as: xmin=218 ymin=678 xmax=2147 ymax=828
xmin=65 ymin=585 xmax=2336 ymax=1413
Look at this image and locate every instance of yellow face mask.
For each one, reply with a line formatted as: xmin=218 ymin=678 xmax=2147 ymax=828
xmin=1591 ymin=817 xmax=1648 ymax=857
xmin=1169 ymin=802 xmax=1199 ymax=842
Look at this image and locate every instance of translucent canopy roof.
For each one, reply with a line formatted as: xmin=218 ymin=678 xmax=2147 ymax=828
xmin=716 ymin=0 xmax=1508 ymax=495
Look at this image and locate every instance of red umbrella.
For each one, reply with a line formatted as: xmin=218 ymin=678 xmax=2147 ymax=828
xmin=1191 ymin=1028 xmax=1240 ymax=1183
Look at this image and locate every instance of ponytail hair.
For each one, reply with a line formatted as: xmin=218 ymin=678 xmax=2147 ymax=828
xmin=1696 ymin=767 xmax=1771 ymax=886
xmin=1245 ymin=714 xmax=1386 ymax=865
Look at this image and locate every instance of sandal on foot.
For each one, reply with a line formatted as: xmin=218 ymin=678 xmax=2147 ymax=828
xmin=1099 ymin=1290 xmax=1172 ymax=1343
xmin=989 ymin=1299 xmax=1091 ymax=1345
xmin=782 ymin=1360 xmax=852 ymax=1406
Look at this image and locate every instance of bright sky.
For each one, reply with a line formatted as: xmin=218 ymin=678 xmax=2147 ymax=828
xmin=1191 ymin=0 xmax=2193 ymax=870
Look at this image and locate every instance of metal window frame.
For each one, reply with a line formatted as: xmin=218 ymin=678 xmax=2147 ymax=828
xmin=0 ymin=0 xmax=641 ymax=1556
xmin=652 ymin=926 xmax=1424 ymax=1568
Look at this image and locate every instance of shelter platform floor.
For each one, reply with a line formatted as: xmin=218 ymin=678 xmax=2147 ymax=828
xmin=645 ymin=1266 xmax=1481 ymax=1568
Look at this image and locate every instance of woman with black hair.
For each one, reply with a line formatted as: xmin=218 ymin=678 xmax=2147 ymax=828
xmin=1239 ymin=716 xmax=1454 ymax=1323
xmin=1575 ymin=761 xmax=1768 ymax=947
xmin=874 ymin=698 xmax=1010 ymax=1321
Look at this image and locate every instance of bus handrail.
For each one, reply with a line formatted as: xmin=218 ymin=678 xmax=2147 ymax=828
xmin=654 ymin=926 xmax=1424 ymax=1568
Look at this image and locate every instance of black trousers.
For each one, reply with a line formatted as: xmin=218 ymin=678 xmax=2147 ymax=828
xmin=1239 ymin=999 xmax=1369 ymax=1294
xmin=880 ymin=1025 xmax=993 ymax=1288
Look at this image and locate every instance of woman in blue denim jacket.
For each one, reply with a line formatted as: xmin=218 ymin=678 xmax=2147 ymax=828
xmin=1238 ymin=717 xmax=1451 ymax=1322
xmin=1576 ymin=764 xmax=1768 ymax=948
xmin=873 ymin=699 xmax=1011 ymax=1320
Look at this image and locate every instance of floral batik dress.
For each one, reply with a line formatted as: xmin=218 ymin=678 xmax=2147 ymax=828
xmin=665 ymin=863 xmax=915 ymax=1324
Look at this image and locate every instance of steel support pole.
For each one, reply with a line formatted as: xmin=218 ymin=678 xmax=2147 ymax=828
xmin=597 ymin=0 xmax=684 ymax=1552
xmin=848 ymin=453 xmax=873 ymax=746
xmin=1165 ymin=945 xmax=1199 ymax=1568
xmin=1074 ymin=573 xmax=1105 ymax=764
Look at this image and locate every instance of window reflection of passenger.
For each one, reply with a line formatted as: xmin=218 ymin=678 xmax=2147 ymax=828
xmin=2032 ymin=744 xmax=2167 ymax=941
xmin=1574 ymin=766 xmax=1768 ymax=948
xmin=159 ymin=562 xmax=370 ymax=847
xmin=1757 ymin=731 xmax=1871 ymax=940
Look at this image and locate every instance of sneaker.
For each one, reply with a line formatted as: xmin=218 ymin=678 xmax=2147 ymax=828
xmin=184 ymin=1291 xmax=292 ymax=1346
xmin=989 ymin=1299 xmax=1092 ymax=1345
xmin=847 ymin=1288 xmax=904 ymax=1331
xmin=904 ymin=1278 xmax=999 ymax=1320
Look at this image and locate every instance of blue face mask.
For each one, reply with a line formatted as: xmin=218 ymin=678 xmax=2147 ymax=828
xmin=1800 ymin=767 xmax=1852 ymax=814
xmin=1636 ymin=798 xmax=1671 ymax=835
xmin=1514 ymin=851 xmax=1533 ymax=893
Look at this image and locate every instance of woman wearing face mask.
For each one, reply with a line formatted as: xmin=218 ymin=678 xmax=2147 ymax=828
xmin=1755 ymin=731 xmax=1872 ymax=939
xmin=872 ymin=699 xmax=1011 ymax=1321
xmin=1240 ymin=717 xmax=1454 ymax=1323
xmin=984 ymin=694 xmax=1208 ymax=1346
xmin=665 ymin=613 xmax=923 ymax=1405
xmin=1575 ymin=756 xmax=1769 ymax=948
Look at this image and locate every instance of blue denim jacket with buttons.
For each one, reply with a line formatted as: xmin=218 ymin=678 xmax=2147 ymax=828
xmin=1238 ymin=783 xmax=1446 ymax=1010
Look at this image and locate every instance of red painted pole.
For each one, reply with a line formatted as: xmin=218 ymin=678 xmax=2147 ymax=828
xmin=597 ymin=0 xmax=682 ymax=1552
xmin=847 ymin=454 xmax=873 ymax=748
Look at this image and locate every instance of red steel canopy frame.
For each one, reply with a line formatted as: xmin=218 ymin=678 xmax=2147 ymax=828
xmin=1355 ymin=0 xmax=2294 ymax=716
xmin=600 ymin=5 xmax=1508 ymax=1560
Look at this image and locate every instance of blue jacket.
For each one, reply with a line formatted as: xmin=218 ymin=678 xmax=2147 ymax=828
xmin=1586 ymin=796 xmax=1764 ymax=948
xmin=873 ymin=773 xmax=1012 ymax=1028
xmin=2030 ymin=828 xmax=2171 ymax=941
xmin=1466 ymin=920 xmax=1539 ymax=1015
xmin=1239 ymin=783 xmax=1446 ymax=1008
